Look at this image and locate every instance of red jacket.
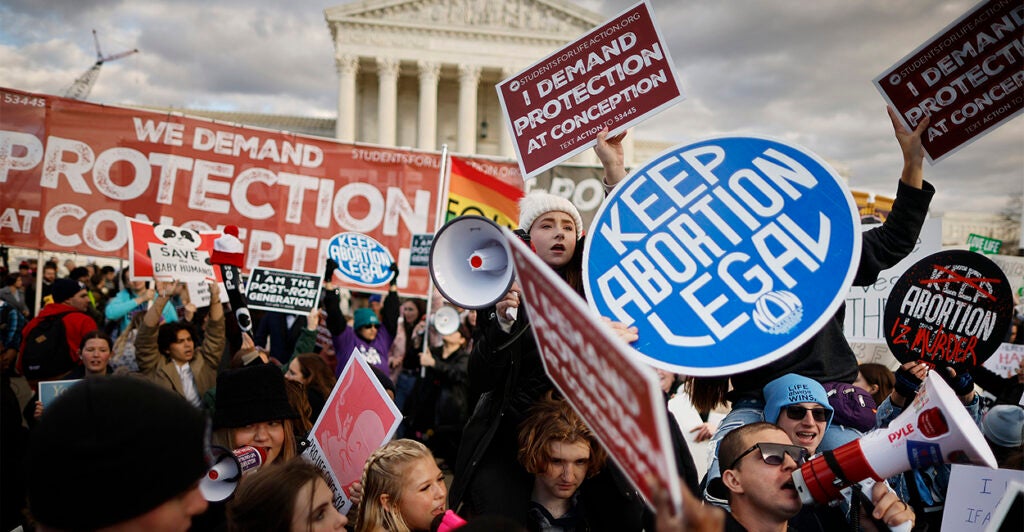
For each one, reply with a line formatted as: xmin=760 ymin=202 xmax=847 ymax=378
xmin=17 ymin=303 xmax=98 ymax=374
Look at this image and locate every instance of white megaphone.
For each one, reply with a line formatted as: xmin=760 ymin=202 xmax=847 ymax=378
xmin=432 ymin=305 xmax=462 ymax=335
xmin=792 ymin=372 xmax=997 ymax=505
xmin=429 ymin=216 xmax=515 ymax=312
xmin=200 ymin=445 xmax=267 ymax=502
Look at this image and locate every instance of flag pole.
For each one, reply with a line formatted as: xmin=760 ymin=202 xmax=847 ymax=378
xmin=421 ymin=145 xmax=451 ymax=376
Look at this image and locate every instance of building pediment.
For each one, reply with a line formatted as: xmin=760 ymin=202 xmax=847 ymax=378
xmin=325 ymin=0 xmax=602 ymax=37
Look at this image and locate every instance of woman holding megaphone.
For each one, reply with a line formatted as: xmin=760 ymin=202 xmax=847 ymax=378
xmin=448 ymin=130 xmax=677 ymax=529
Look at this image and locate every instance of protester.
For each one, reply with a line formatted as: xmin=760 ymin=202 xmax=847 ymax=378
xmin=26 ymin=377 xmax=209 ymax=531
xmin=416 ymin=321 xmax=471 ymax=467
xmin=450 ymin=189 xmax=653 ymax=529
xmin=981 ymin=404 xmax=1024 ymax=470
xmin=254 ymin=309 xmax=308 ymax=366
xmin=686 ymin=108 xmax=935 ymax=501
xmin=0 ymin=298 xmax=27 ymax=362
xmin=714 ymin=422 xmax=913 ymax=531
xmin=1 ymin=273 xmax=29 ymax=318
xmin=104 ymin=267 xmax=178 ymax=335
xmin=516 ymin=392 xmax=608 ymax=530
xmin=135 ymin=280 xmax=224 ymax=408
xmin=973 ymin=354 xmax=1024 ymax=406
xmin=214 ymin=363 xmax=302 ymax=466
xmin=16 ymin=278 xmax=97 ymax=382
xmin=853 ymin=363 xmax=895 ymax=407
xmin=388 ymin=296 xmax=426 ymax=416
xmin=324 ymin=269 xmax=399 ymax=377
xmin=286 ymin=352 xmax=337 ymax=423
xmin=39 ymin=261 xmax=56 ymax=302
xmin=356 ymin=439 xmax=447 ymax=532
xmin=109 ymin=310 xmax=145 ymax=373
xmin=227 ymin=458 xmax=349 ymax=531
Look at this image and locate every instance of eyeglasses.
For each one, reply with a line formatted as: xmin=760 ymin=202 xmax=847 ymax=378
xmin=361 ymin=323 xmax=379 ymax=330
xmin=784 ymin=405 xmax=829 ymax=422
xmin=725 ymin=442 xmax=809 ymax=471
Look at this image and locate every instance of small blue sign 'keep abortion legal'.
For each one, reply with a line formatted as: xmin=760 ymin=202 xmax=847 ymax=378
xmin=584 ymin=137 xmax=861 ymax=376
xmin=328 ymin=232 xmax=395 ymax=286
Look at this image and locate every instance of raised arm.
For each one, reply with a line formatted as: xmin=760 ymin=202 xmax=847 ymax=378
xmin=888 ymin=105 xmax=928 ymax=190
xmin=594 ymin=127 xmax=628 ymax=192
xmin=198 ymin=281 xmax=226 ymax=369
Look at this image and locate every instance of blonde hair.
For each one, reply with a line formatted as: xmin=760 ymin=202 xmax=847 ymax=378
xmin=355 ymin=439 xmax=434 ymax=532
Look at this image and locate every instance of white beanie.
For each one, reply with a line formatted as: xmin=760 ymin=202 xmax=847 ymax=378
xmin=517 ymin=191 xmax=584 ymax=240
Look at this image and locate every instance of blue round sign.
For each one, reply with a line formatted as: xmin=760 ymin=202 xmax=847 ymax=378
xmin=584 ymin=136 xmax=861 ymax=376
xmin=327 ymin=232 xmax=394 ymax=286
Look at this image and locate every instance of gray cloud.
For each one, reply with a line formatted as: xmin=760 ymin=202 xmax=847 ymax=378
xmin=1 ymin=0 xmax=1021 ymax=215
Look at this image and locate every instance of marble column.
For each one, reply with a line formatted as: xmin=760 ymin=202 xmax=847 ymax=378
xmin=457 ymin=64 xmax=481 ymax=154
xmin=499 ymin=66 xmax=516 ymax=158
xmin=377 ymin=57 xmax=400 ymax=146
xmin=417 ymin=61 xmax=440 ymax=151
xmin=335 ymin=54 xmax=359 ymax=142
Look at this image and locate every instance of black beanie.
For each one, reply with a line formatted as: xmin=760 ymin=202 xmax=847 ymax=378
xmin=51 ymin=278 xmax=83 ymax=303
xmin=28 ymin=377 xmax=209 ymax=529
xmin=213 ymin=364 xmax=299 ymax=429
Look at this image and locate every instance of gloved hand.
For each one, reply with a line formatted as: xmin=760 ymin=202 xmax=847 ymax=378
xmin=389 ymin=262 xmax=399 ymax=286
xmin=324 ymin=258 xmax=339 ymax=282
xmin=894 ymin=362 xmax=923 ymax=401
xmin=942 ymin=365 xmax=975 ymax=397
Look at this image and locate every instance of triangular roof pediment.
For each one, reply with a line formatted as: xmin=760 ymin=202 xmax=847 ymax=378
xmin=325 ymin=0 xmax=603 ymax=36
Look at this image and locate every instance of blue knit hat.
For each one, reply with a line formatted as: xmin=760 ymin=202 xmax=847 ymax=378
xmin=354 ymin=307 xmax=380 ymax=329
xmin=763 ymin=373 xmax=834 ymax=429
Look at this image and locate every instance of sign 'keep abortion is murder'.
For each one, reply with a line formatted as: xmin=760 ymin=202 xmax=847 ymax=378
xmin=584 ymin=137 xmax=861 ymax=376
xmin=884 ymin=249 xmax=1013 ymax=368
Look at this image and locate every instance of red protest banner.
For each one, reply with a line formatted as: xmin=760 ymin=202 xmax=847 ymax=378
xmin=0 ymin=87 xmax=442 ymax=297
xmin=497 ymin=0 xmax=684 ymax=178
xmin=874 ymin=0 xmax=1024 ymax=162
xmin=505 ymin=229 xmax=681 ymax=512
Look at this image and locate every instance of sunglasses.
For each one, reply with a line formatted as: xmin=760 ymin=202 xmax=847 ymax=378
xmin=784 ymin=405 xmax=829 ymax=422
xmin=726 ymin=442 xmax=810 ymax=471
xmin=361 ymin=323 xmax=380 ymax=330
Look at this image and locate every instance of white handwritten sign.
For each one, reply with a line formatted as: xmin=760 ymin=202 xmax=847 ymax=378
xmin=943 ymin=464 xmax=1024 ymax=531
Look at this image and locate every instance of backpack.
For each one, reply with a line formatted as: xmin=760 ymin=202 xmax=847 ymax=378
xmin=822 ymin=381 xmax=878 ymax=432
xmin=22 ymin=311 xmax=80 ymax=380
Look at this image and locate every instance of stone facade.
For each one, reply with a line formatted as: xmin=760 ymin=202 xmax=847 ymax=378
xmin=324 ymin=0 xmax=637 ymax=164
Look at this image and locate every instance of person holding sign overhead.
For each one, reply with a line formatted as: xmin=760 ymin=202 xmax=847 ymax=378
xmin=449 ymin=189 xmax=654 ymax=529
xmin=135 ymin=280 xmax=225 ymax=409
xmin=324 ymin=266 xmax=400 ymax=378
xmin=591 ymin=108 xmax=937 ymax=501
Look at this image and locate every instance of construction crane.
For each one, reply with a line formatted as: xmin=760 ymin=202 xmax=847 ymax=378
xmin=63 ymin=30 xmax=138 ymax=100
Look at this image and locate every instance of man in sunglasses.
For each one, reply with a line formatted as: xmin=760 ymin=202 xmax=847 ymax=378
xmin=717 ymin=422 xmax=914 ymax=531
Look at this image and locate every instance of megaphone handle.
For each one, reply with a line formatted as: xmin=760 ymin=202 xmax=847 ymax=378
xmin=506 ymin=307 xmax=517 ymax=321
xmin=855 ymin=481 xmax=912 ymax=532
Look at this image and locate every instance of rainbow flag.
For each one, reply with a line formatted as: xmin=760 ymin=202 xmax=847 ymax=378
xmin=446 ymin=156 xmax=524 ymax=228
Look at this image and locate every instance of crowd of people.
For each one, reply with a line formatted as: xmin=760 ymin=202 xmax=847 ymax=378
xmin=0 ymin=106 xmax=1022 ymax=532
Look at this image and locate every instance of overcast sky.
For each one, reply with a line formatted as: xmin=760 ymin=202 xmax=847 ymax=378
xmin=1 ymin=0 xmax=1021 ymax=216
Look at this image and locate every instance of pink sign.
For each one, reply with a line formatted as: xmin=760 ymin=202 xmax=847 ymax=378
xmin=497 ymin=0 xmax=684 ymax=178
xmin=303 ymin=352 xmax=401 ymax=514
xmin=874 ymin=0 xmax=1024 ymax=162
xmin=505 ymin=229 xmax=682 ymax=512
